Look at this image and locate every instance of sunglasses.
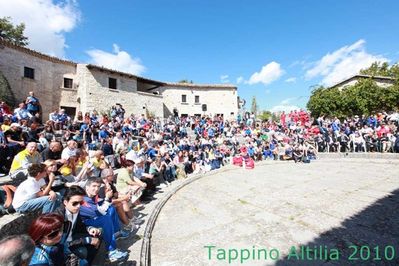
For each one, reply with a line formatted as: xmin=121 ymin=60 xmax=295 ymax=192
xmin=71 ymin=201 xmax=84 ymax=207
xmin=46 ymin=229 xmax=62 ymax=239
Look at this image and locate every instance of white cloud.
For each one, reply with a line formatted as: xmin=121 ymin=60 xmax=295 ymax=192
xmin=270 ymin=105 xmax=299 ymax=113
xmin=248 ymin=61 xmax=284 ymax=86
xmin=0 ymin=0 xmax=80 ymax=57
xmin=270 ymin=98 xmax=300 ymax=112
xmin=87 ymin=44 xmax=146 ymax=75
xmin=285 ymin=77 xmax=297 ymax=83
xmin=236 ymin=76 xmax=244 ymax=84
xmin=305 ymin=39 xmax=388 ymax=86
xmin=220 ymin=75 xmax=230 ymax=83
xmin=281 ymin=97 xmax=296 ymax=105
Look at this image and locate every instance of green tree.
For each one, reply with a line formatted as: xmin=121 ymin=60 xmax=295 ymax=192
xmin=307 ymin=78 xmax=399 ymax=118
xmin=178 ymin=79 xmax=193 ymax=84
xmin=0 ymin=17 xmax=29 ymax=46
xmin=258 ymin=110 xmax=272 ymax=121
xmin=360 ymin=61 xmax=399 ymax=79
xmin=250 ymin=96 xmax=258 ymax=116
xmin=0 ymin=70 xmax=16 ymax=107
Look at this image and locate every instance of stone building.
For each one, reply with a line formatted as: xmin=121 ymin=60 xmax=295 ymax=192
xmin=159 ymin=83 xmax=238 ymax=119
xmin=0 ymin=39 xmax=238 ymax=120
xmin=329 ymin=74 xmax=396 ymax=90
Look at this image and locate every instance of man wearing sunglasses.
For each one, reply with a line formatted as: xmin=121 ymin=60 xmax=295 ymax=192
xmin=55 ymin=186 xmax=101 ymax=265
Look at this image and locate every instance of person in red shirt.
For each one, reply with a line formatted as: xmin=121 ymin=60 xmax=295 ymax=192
xmin=280 ymin=111 xmax=286 ymax=127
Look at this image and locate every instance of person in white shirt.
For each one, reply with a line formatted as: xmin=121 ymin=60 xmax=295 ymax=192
xmin=62 ymin=140 xmax=78 ymax=160
xmin=12 ymin=163 xmax=61 ymax=213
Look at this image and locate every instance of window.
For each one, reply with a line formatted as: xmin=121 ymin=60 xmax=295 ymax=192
xmin=195 ymin=95 xmax=200 ymax=104
xmin=24 ymin=67 xmax=34 ymax=79
xmin=181 ymin=94 xmax=187 ymax=103
xmin=63 ymin=78 xmax=73 ymax=88
xmin=109 ymin=77 xmax=117 ymax=89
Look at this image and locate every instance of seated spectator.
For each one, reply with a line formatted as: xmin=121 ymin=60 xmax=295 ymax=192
xmin=38 ymin=131 xmax=49 ymax=151
xmin=1 ymin=117 xmax=11 ymax=132
xmin=111 ymin=162 xmax=146 ymax=216
xmin=28 ymin=213 xmax=65 ymax=266
xmin=56 ymin=109 xmax=70 ymax=129
xmin=42 ymin=159 xmax=65 ymax=193
xmin=79 ymin=177 xmax=129 ymax=263
xmin=0 ymin=234 xmax=35 ymax=266
xmin=61 ymin=140 xmax=78 ymax=161
xmin=0 ymin=101 xmax=12 ymax=123
xmin=9 ymin=142 xmax=42 ymax=180
xmin=353 ymin=132 xmax=366 ymax=152
xmin=146 ymin=157 xmax=168 ymax=189
xmin=75 ymin=149 xmax=89 ymax=175
xmin=12 ymin=163 xmax=61 ymax=213
xmin=41 ymin=141 xmax=63 ymax=163
xmin=22 ymin=121 xmax=41 ymax=144
xmin=55 ymin=186 xmax=101 ymax=265
xmin=13 ymin=103 xmax=32 ymax=121
xmin=0 ymin=127 xmax=8 ymax=174
xmin=59 ymin=156 xmax=77 ymax=183
xmin=293 ymin=144 xmax=304 ymax=163
xmin=162 ymin=153 xmax=177 ymax=182
xmin=4 ymin=122 xmax=25 ymax=149
xmin=89 ymin=150 xmax=107 ymax=177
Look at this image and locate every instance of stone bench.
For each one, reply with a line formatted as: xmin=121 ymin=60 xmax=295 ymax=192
xmin=0 ymin=212 xmax=38 ymax=239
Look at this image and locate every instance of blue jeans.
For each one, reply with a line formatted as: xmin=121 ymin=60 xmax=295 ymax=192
xmin=16 ymin=194 xmax=61 ymax=213
xmin=83 ymin=207 xmax=121 ymax=251
xmin=164 ymin=166 xmax=176 ymax=182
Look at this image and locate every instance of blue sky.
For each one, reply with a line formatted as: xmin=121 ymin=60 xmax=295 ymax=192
xmin=1 ymin=0 xmax=399 ymax=112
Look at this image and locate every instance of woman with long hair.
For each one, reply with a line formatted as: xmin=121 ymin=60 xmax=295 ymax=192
xmin=28 ymin=213 xmax=65 ymax=266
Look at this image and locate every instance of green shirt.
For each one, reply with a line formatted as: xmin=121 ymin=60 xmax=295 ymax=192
xmin=115 ymin=168 xmax=132 ymax=192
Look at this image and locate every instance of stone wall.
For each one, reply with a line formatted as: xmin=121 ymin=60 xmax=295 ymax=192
xmin=0 ymin=43 xmax=76 ymax=119
xmin=0 ymin=42 xmax=237 ymax=121
xmin=77 ymin=65 xmax=163 ymax=117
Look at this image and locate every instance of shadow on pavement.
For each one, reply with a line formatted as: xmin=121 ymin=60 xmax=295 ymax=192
xmin=275 ymin=188 xmax=399 ymax=266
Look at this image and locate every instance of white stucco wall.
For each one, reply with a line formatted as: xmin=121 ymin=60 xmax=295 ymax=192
xmin=161 ymin=85 xmax=238 ymax=120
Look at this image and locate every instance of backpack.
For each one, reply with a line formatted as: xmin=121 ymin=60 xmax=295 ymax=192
xmin=0 ymin=185 xmax=17 ymax=215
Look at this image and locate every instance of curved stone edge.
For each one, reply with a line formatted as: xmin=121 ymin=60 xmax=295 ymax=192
xmin=139 ymin=165 xmax=239 ymax=266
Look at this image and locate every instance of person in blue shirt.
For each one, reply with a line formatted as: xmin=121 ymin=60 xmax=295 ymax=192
xmin=98 ymin=126 xmax=110 ymax=143
xmin=146 ymin=147 xmax=158 ymax=159
xmin=25 ymin=91 xmax=41 ymax=116
xmin=13 ymin=103 xmax=32 ymax=121
xmin=79 ymin=177 xmax=129 ymax=263
xmin=207 ymin=127 xmax=215 ymax=138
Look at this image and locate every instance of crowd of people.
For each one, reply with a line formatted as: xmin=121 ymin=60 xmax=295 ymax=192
xmin=0 ymin=91 xmax=399 ymax=264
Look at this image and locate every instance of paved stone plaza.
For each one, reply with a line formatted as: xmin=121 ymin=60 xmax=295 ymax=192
xmin=148 ymin=159 xmax=399 ymax=266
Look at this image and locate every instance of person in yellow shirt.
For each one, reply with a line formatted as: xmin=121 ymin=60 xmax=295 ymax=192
xmin=0 ymin=118 xmax=11 ymax=132
xmin=9 ymin=142 xmax=42 ymax=180
xmin=89 ymin=150 xmax=107 ymax=177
